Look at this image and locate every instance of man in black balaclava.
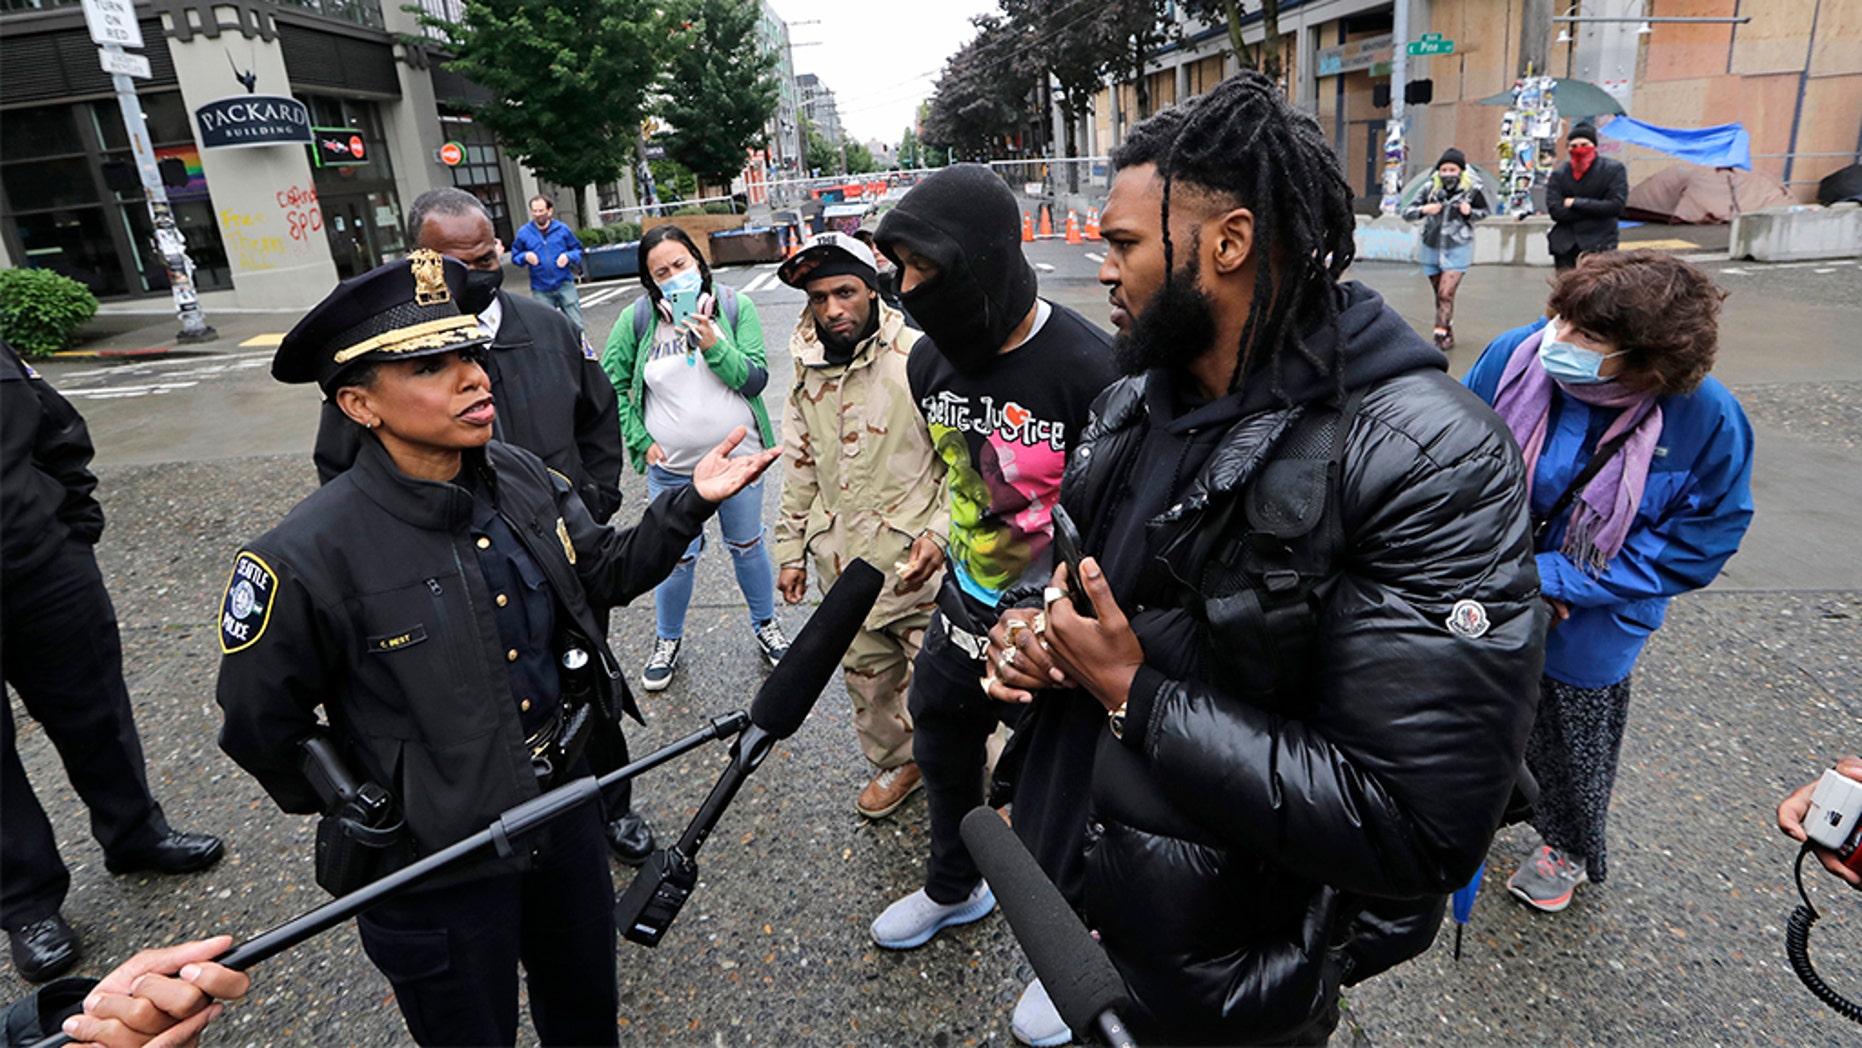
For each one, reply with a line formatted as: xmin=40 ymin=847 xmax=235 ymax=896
xmin=865 ymin=166 xmax=1117 ymax=980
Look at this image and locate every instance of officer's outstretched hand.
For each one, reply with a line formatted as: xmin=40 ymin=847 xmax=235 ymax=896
xmin=692 ymin=426 xmax=781 ymax=504
xmin=62 ymin=934 xmax=250 ymax=1048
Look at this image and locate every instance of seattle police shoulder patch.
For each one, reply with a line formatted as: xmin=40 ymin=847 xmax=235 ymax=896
xmin=581 ymin=333 xmax=598 ymax=360
xmin=220 ymin=551 xmax=278 ymax=654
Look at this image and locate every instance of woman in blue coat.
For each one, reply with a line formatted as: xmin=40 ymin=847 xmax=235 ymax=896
xmin=1464 ymin=250 xmax=1754 ymax=913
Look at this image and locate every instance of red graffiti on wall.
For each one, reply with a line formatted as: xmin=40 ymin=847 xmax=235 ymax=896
xmin=276 ymin=184 xmax=324 ymax=242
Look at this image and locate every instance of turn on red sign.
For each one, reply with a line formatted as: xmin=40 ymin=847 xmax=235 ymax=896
xmin=80 ymin=0 xmax=143 ymax=49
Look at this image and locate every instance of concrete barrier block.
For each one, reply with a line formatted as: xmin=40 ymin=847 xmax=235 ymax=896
xmin=1730 ymin=206 xmax=1862 ymax=262
xmin=1354 ymin=214 xmax=1420 ymax=263
xmin=1473 ymin=216 xmax=1554 ymax=267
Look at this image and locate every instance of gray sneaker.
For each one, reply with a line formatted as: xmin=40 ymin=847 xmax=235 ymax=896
xmin=642 ymin=637 xmax=680 ymax=692
xmin=870 ymin=882 xmax=995 ymax=950
xmin=1506 ymin=845 xmax=1588 ymax=912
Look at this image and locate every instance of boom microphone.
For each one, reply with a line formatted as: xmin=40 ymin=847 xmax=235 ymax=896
xmin=960 ymin=808 xmax=1138 ymax=1048
xmin=616 ymin=559 xmax=883 ymax=946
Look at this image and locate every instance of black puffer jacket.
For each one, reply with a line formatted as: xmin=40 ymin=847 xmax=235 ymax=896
xmin=1002 ymin=285 xmax=1543 ymax=1044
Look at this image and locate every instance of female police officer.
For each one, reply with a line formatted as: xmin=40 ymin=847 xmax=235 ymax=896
xmin=214 ymin=251 xmax=777 ymax=1046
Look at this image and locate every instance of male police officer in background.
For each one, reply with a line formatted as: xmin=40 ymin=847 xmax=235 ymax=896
xmin=311 ymin=187 xmax=654 ymax=864
xmin=1 ymin=339 xmax=224 ymax=983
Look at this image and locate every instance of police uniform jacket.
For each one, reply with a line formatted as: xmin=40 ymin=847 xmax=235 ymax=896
xmin=312 ymin=291 xmax=625 ymax=523
xmin=0 ymin=341 xmax=105 ymax=583
xmin=217 ymin=435 xmax=712 ymax=877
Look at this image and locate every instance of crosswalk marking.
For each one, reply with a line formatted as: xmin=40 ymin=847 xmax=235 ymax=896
xmin=238 ymin=333 xmax=286 ymax=348
xmin=1085 ymin=252 xmax=1105 ymax=263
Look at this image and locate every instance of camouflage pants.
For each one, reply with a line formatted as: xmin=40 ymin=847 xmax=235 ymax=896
xmin=843 ymin=610 xmax=932 ymax=770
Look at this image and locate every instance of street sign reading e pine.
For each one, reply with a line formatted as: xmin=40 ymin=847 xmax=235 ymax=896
xmin=1407 ymin=32 xmax=1456 ymax=56
xmin=80 ymin=0 xmax=143 ymax=49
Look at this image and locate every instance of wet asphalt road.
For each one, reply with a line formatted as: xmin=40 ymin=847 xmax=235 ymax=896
xmin=6 ymin=243 xmax=1860 ymax=1045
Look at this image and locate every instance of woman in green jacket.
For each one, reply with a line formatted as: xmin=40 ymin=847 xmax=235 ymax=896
xmin=602 ymin=225 xmax=785 ymax=690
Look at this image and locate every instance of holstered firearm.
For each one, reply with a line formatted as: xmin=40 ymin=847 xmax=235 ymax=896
xmin=528 ymin=628 xmax=603 ymax=787
xmin=301 ymin=733 xmax=409 ymax=896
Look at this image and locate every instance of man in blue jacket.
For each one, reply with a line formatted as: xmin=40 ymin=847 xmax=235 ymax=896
xmin=511 ymin=194 xmax=585 ymax=332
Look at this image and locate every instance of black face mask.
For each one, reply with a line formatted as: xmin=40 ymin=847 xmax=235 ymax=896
xmin=816 ymin=300 xmax=880 ymax=363
xmin=901 ymin=272 xmax=1005 ymax=373
xmin=459 ymin=266 xmax=504 ymax=316
xmin=1113 ymin=254 xmax=1220 ymax=380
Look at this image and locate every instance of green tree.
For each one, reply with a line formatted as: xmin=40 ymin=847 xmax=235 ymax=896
xmin=802 ymin=116 xmax=839 ymax=175
xmin=843 ymin=141 xmax=878 ymax=174
xmin=1000 ymin=0 xmax=1124 ymax=186
xmin=897 ymin=126 xmax=921 ymax=168
xmin=1179 ymin=0 xmax=1286 ymax=82
xmin=920 ymin=14 xmax=1041 ymax=160
xmin=657 ymin=0 xmax=780 ymax=190
xmin=420 ymin=0 xmax=669 ymax=225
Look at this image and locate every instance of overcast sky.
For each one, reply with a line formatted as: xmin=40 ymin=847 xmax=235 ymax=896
xmin=768 ymin=0 xmax=999 ymax=146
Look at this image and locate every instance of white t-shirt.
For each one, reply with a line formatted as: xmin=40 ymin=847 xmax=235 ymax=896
xmin=641 ymin=320 xmax=760 ymax=474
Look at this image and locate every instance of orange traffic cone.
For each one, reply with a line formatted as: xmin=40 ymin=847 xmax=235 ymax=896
xmin=1039 ymin=206 xmax=1054 ymax=239
xmin=1084 ymin=208 xmax=1101 ymax=241
xmin=1065 ymin=209 xmax=1082 ymax=244
xmin=1022 ymin=211 xmax=1034 ymax=243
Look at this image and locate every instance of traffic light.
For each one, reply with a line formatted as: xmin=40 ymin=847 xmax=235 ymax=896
xmin=159 ymin=157 xmax=190 ymax=188
xmin=1405 ymin=79 xmax=1435 ymax=105
xmin=1373 ymin=82 xmax=1391 ymax=109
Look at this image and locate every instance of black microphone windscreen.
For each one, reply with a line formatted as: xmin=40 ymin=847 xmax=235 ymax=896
xmin=961 ymin=808 xmax=1131 ymax=1034
xmin=748 ymin=558 xmax=882 ymax=738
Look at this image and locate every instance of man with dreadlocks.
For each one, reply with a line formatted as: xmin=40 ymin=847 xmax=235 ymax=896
xmin=981 ymin=73 xmax=1544 ymax=1045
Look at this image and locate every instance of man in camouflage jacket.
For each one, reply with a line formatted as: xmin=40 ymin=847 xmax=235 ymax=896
xmin=775 ymin=233 xmax=948 ymax=818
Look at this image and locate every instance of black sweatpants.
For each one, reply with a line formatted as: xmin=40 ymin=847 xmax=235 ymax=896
xmin=355 ymin=797 xmax=619 ymax=1046
xmin=1 ymin=540 xmax=168 ymax=930
xmin=907 ymin=614 xmax=1024 ymax=904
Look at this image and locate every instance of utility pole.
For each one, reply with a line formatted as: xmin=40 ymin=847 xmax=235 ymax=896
xmin=1382 ymin=0 xmax=1410 ymax=214
xmin=1521 ymin=0 xmax=1552 ymax=77
xmin=84 ymin=0 xmax=214 ymax=340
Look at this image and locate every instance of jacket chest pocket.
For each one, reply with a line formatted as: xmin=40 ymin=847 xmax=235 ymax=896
xmin=351 ymin=573 xmax=480 ymax=739
xmin=1198 ymin=572 xmax=1325 ymax=719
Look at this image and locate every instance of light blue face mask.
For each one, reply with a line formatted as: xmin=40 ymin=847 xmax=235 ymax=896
xmin=659 ymin=267 xmax=702 ymax=296
xmin=1538 ymin=320 xmax=1626 ymax=385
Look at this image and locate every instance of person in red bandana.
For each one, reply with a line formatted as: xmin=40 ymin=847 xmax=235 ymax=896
xmin=1546 ymin=121 xmax=1629 ymax=271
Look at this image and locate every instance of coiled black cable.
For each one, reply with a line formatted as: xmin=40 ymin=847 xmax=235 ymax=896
xmin=1786 ymin=843 xmax=1862 ymax=1024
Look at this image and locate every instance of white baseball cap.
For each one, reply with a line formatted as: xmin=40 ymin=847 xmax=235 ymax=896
xmin=777 ymin=231 xmax=879 ymax=289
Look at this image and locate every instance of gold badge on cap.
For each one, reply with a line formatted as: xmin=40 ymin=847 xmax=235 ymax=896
xmin=410 ymin=248 xmax=449 ymax=306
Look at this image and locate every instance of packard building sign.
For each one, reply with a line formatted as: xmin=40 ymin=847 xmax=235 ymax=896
xmin=194 ymin=95 xmax=313 ymax=149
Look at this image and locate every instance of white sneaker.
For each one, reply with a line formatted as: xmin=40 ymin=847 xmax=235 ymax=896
xmin=1012 ymin=977 xmax=1073 ymax=1047
xmin=869 ymin=881 xmax=995 ymax=950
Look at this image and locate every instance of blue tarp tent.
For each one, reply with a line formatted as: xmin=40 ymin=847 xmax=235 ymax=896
xmin=1599 ymin=117 xmax=1752 ymax=170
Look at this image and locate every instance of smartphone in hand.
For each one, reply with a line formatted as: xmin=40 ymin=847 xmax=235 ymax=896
xmin=1049 ymin=504 xmax=1096 ymax=618
xmin=666 ymin=287 xmax=703 ymax=330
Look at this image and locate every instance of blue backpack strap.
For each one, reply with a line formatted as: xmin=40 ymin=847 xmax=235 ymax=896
xmin=631 ymin=298 xmax=651 ymax=345
xmin=718 ymin=285 xmax=740 ymax=331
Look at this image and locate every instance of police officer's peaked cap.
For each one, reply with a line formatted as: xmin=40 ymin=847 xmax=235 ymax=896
xmin=273 ymin=249 xmax=490 ymax=391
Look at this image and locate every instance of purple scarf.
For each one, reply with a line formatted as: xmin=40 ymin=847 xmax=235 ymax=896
xmin=1492 ymin=325 xmax=1663 ymax=575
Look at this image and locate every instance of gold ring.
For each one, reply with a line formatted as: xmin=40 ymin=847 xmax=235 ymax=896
xmin=999 ymin=647 xmax=1019 ymax=671
xmin=1032 ymin=611 xmax=1048 ymax=636
xmin=1005 ymin=619 xmax=1029 ymax=644
xmin=1043 ymin=586 xmax=1067 ymax=608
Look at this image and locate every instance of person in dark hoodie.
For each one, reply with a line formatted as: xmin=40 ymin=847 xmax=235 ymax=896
xmin=1546 ymin=121 xmax=1629 ymax=271
xmin=979 ymin=73 xmax=1544 ymax=1045
xmin=865 ymin=166 xmax=1116 ymax=964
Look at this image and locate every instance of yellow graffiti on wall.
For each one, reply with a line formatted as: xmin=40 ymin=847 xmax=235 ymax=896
xmin=219 ymin=210 xmax=285 ymax=271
